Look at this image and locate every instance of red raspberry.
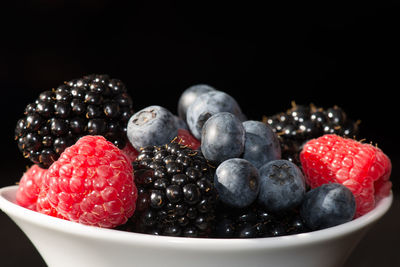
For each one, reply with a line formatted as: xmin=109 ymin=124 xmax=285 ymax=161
xmin=16 ymin=165 xmax=47 ymax=211
xmin=121 ymin=141 xmax=139 ymax=162
xmin=300 ymin=134 xmax=392 ymax=217
xmin=176 ymin=128 xmax=201 ymax=150
xmin=36 ymin=171 xmax=66 ymax=219
xmin=37 ymin=135 xmax=138 ymax=228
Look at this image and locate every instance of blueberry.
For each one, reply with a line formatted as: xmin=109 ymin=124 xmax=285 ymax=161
xmin=186 ymin=91 xmax=246 ymax=140
xmin=258 ymin=160 xmax=306 ymax=212
xmin=177 ymin=84 xmax=216 ymax=121
xmin=242 ymin=121 xmax=281 ymax=169
xmin=214 ymin=158 xmax=260 ymax=208
xmin=300 ymin=183 xmax=356 ymax=230
xmin=174 ymin=115 xmax=188 ymax=130
xmin=127 ymin=105 xmax=178 ymax=150
xmin=201 ymin=112 xmax=246 ymax=164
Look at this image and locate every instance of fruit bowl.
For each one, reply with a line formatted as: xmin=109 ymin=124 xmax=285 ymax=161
xmin=0 ymin=185 xmax=393 ymax=267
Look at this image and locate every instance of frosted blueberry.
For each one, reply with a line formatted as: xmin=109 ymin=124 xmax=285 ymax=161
xmin=300 ymin=183 xmax=356 ymax=230
xmin=186 ymin=91 xmax=246 ymax=140
xmin=201 ymin=112 xmax=245 ymax=164
xmin=242 ymin=120 xmax=281 ymax=169
xmin=174 ymin=115 xmax=188 ymax=130
xmin=177 ymin=84 xmax=216 ymax=121
xmin=214 ymin=158 xmax=260 ymax=208
xmin=258 ymin=160 xmax=306 ymax=212
xmin=127 ymin=105 xmax=178 ymax=150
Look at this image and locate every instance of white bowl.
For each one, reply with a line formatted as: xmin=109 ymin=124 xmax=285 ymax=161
xmin=0 ymin=185 xmax=393 ymax=267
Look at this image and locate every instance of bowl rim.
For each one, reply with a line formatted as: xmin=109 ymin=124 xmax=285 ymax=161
xmin=0 ymin=185 xmax=393 ymax=250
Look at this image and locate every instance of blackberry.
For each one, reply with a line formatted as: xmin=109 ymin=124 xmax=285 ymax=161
xmin=127 ymin=142 xmax=217 ymax=237
xmin=213 ymin=203 xmax=310 ymax=238
xmin=15 ymin=74 xmax=134 ymax=168
xmin=264 ymin=102 xmax=360 ymax=166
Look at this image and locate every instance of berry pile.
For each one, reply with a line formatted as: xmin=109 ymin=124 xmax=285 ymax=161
xmin=264 ymin=102 xmax=360 ymax=165
xmin=13 ymin=78 xmax=392 ymax=239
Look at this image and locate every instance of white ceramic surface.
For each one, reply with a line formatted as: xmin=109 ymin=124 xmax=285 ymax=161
xmin=0 ymin=185 xmax=393 ymax=267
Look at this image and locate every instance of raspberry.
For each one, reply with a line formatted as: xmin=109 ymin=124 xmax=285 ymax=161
xmin=16 ymin=165 xmax=47 ymax=210
xmin=36 ymin=169 xmax=66 ymax=219
xmin=300 ymin=134 xmax=392 ymax=217
xmin=176 ymin=128 xmax=201 ymax=150
xmin=36 ymin=135 xmax=137 ymax=228
xmin=36 ymin=185 xmax=66 ymax=219
xmin=121 ymin=141 xmax=139 ymax=162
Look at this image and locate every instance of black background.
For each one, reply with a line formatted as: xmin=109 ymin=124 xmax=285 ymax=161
xmin=0 ymin=1 xmax=399 ymax=266
xmin=0 ymin=1 xmax=399 ymax=173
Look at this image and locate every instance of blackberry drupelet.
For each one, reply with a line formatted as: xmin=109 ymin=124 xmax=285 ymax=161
xmin=264 ymin=102 xmax=360 ymax=166
xmin=213 ymin=203 xmax=310 ymax=238
xmin=128 ymin=142 xmax=217 ymax=237
xmin=15 ymin=74 xmax=134 ymax=168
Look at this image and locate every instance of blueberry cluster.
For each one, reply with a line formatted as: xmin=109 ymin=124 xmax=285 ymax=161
xmin=264 ymin=102 xmax=360 ymax=165
xmin=15 ymin=74 xmax=134 ymax=168
xmin=122 ymin=84 xmax=358 ymax=238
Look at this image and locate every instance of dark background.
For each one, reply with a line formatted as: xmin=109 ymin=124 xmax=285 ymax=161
xmin=0 ymin=1 xmax=399 ymax=266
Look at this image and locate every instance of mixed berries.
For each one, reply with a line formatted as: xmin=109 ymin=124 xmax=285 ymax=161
xmin=300 ymin=134 xmax=392 ymax=217
xmin=13 ymin=76 xmax=392 ymax=238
